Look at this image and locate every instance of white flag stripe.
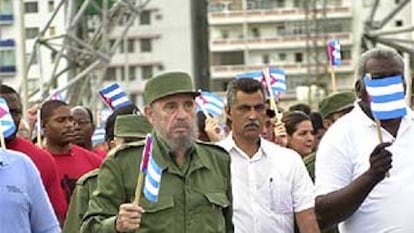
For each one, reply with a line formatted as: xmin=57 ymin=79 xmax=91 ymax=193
xmin=145 ymin=176 xmax=160 ymax=195
xmin=204 ymin=97 xmax=225 ymax=107
xmin=104 ymin=87 xmax=124 ymax=98
xmin=111 ymin=96 xmax=130 ymax=108
xmin=147 ymin=162 xmax=162 ymax=182
xmin=371 ymin=99 xmax=406 ymax=112
xmin=206 ymin=105 xmax=222 ymax=115
xmin=365 ymin=83 xmax=404 ymax=96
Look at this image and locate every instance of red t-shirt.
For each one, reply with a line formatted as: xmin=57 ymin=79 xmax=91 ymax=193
xmin=93 ymin=148 xmax=107 ymax=160
xmin=8 ymin=136 xmax=68 ymax=220
xmin=50 ymin=144 xmax=102 ymax=204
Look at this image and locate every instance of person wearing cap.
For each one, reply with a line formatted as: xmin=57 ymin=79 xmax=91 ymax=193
xmin=318 ymin=91 xmax=355 ymax=129
xmin=62 ymin=114 xmax=152 ymax=233
xmin=315 ymin=48 xmax=414 ymax=233
xmin=81 ymin=72 xmax=233 ymax=233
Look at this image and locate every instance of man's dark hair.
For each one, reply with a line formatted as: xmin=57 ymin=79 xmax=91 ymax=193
xmin=289 ymin=103 xmax=311 ymax=115
xmin=226 ymin=78 xmax=265 ymax=108
xmin=84 ymin=107 xmax=94 ymax=125
xmin=309 ymin=112 xmax=324 ymax=133
xmin=41 ymin=100 xmax=68 ymax=122
xmin=0 ymin=84 xmax=19 ymax=96
xmin=105 ymin=104 xmax=139 ymax=142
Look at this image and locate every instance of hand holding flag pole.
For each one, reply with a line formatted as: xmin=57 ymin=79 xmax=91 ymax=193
xmin=133 ymin=135 xmax=152 ymax=205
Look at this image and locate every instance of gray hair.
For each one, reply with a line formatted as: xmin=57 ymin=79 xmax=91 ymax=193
xmin=226 ymin=78 xmax=266 ymax=108
xmin=355 ymin=47 xmax=404 ymax=80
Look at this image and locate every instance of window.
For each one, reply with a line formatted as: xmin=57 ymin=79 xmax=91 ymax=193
xmin=395 ymin=20 xmax=403 ymax=27
xmin=0 ymin=49 xmax=16 ymax=68
xmin=127 ymin=39 xmax=135 ymax=53
xmin=140 ymin=10 xmax=151 ymax=25
xmin=142 ymin=66 xmax=153 ymax=79
xmin=295 ymin=52 xmax=303 ymax=62
xmin=25 ymin=27 xmax=39 ymax=39
xmin=262 ymin=54 xmax=270 ymax=64
xmin=119 ymin=40 xmax=125 ymax=53
xmin=120 ymin=68 xmax=125 ymax=80
xmin=221 ymin=30 xmax=229 ymax=39
xmin=48 ymin=1 xmax=54 ymax=12
xmin=341 ymin=50 xmax=351 ymax=60
xmin=140 ymin=39 xmax=152 ymax=52
xmin=104 ymin=68 xmax=116 ymax=81
xmin=129 ymin=66 xmax=136 ymax=80
xmin=395 ymin=0 xmax=401 ymax=3
xmin=251 ymin=28 xmax=260 ymax=38
xmin=24 ymin=2 xmax=38 ymax=13
xmin=279 ymin=53 xmax=287 ymax=61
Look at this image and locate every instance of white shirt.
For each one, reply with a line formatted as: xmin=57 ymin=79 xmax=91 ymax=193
xmin=315 ymin=103 xmax=414 ymax=233
xmin=218 ymin=134 xmax=315 ymax=233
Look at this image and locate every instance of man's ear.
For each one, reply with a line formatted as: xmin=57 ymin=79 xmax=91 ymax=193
xmin=323 ymin=119 xmax=331 ymax=129
xmin=225 ymin=105 xmax=232 ymax=121
xmin=144 ymin=105 xmax=154 ymax=124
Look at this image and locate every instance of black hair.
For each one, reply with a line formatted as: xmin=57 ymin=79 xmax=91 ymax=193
xmin=0 ymin=84 xmax=18 ymax=95
xmin=309 ymin=112 xmax=324 ymax=133
xmin=40 ymin=100 xmax=68 ymax=122
xmin=288 ymin=103 xmax=311 ymax=115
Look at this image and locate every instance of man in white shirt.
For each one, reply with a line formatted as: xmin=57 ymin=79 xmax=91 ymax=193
xmin=315 ymin=47 xmax=414 ymax=233
xmin=218 ymin=78 xmax=319 ymax=233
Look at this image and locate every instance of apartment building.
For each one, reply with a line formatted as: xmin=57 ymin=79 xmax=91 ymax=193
xmin=0 ymin=0 xmax=66 ymax=95
xmin=101 ymin=0 xmax=196 ymax=105
xmin=207 ymin=0 xmax=358 ymax=105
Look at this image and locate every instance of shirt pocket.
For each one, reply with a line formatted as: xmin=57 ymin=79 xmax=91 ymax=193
xmin=139 ymin=196 xmax=175 ymax=232
xmin=201 ymin=192 xmax=230 ymax=233
xmin=268 ymin=178 xmax=293 ymax=214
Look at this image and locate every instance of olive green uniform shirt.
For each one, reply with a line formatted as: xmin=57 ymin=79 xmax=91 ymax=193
xmin=63 ymin=169 xmax=99 ymax=233
xmin=81 ymin=132 xmax=233 ymax=233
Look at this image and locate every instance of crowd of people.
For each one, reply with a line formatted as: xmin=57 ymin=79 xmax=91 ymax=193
xmin=1 ymin=47 xmax=413 ymax=233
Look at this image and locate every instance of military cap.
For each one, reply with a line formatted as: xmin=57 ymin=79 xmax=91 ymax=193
xmin=143 ymin=71 xmax=199 ymax=105
xmin=319 ymin=91 xmax=355 ymax=119
xmin=114 ymin=114 xmax=152 ymax=139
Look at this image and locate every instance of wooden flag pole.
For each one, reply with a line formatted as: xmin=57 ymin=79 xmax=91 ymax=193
xmin=133 ymin=171 xmax=145 ymax=205
xmin=367 ymin=73 xmax=389 ymax=178
xmin=262 ymin=68 xmax=285 ymax=142
xmin=36 ymin=110 xmax=42 ymax=147
xmin=329 ymin=65 xmax=337 ymax=93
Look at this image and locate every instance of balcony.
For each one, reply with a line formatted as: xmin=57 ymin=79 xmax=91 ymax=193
xmin=210 ymin=60 xmax=353 ymax=78
xmin=210 ymin=32 xmax=352 ymax=52
xmin=209 ymin=6 xmax=352 ymax=25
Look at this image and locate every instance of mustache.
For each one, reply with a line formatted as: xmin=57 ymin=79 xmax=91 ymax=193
xmin=245 ymin=120 xmax=260 ymax=128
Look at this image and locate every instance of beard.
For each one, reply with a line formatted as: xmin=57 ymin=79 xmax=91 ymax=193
xmin=154 ymin=120 xmax=198 ymax=153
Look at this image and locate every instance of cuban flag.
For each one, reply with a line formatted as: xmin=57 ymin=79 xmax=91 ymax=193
xmin=99 ymin=83 xmax=133 ymax=110
xmin=195 ymin=91 xmax=225 ymax=117
xmin=92 ymin=128 xmax=106 ymax=145
xmin=140 ymin=134 xmax=162 ymax=203
xmin=236 ymin=67 xmax=287 ymax=98
xmin=50 ymin=90 xmax=66 ymax=102
xmin=363 ymin=74 xmax=407 ymax=120
xmin=327 ymin=39 xmax=341 ymax=66
xmin=0 ymin=97 xmax=16 ymax=138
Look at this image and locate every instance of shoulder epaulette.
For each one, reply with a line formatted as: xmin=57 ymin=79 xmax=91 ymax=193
xmin=77 ymin=169 xmax=99 ymax=185
xmin=110 ymin=140 xmax=146 ymax=158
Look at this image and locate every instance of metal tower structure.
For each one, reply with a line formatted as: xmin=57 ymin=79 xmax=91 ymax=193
xmin=25 ymin=0 xmax=151 ymax=107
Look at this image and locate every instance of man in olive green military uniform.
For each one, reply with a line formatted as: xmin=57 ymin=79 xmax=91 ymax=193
xmin=81 ymin=72 xmax=233 ymax=233
xmin=63 ymin=114 xmax=152 ymax=233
